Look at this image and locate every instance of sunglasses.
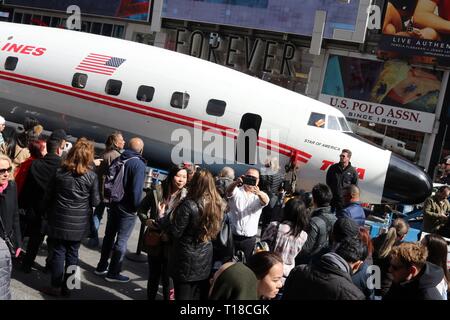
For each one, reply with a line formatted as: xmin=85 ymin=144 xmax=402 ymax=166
xmin=0 ymin=167 xmax=12 ymax=175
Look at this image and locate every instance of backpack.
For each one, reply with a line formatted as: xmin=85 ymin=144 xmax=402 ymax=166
xmin=104 ymin=156 xmax=138 ymax=203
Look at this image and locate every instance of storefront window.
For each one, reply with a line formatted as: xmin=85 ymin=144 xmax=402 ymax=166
xmin=348 ymin=119 xmax=424 ymax=163
xmin=163 ymin=28 xmax=314 ymax=94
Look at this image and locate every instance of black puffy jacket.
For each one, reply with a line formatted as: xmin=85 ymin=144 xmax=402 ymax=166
xmin=161 ymin=198 xmax=213 ymax=282
xmin=283 ymin=252 xmax=365 ymax=300
xmin=47 ymin=168 xmax=100 ymax=241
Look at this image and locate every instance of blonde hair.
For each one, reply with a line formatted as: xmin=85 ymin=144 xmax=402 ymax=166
xmin=0 ymin=154 xmax=14 ymax=180
xmin=62 ymin=137 xmax=94 ymax=175
xmin=379 ymin=218 xmax=409 ymax=258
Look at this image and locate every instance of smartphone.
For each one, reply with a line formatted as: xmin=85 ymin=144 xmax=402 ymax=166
xmin=242 ymin=175 xmax=257 ymax=186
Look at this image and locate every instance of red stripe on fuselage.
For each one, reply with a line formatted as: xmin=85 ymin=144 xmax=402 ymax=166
xmin=0 ymin=71 xmax=310 ymax=161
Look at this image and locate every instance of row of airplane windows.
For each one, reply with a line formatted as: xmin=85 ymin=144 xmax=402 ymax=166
xmin=2 ymin=56 xmax=227 ymax=117
xmin=2 ymin=55 xmax=349 ymax=133
xmin=71 ymin=72 xmax=228 ymax=117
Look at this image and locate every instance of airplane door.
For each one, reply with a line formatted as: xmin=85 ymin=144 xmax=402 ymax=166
xmin=236 ymin=113 xmax=262 ymax=165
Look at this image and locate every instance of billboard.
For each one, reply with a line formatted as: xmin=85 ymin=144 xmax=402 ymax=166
xmin=319 ymin=55 xmax=443 ymax=133
xmin=162 ymin=0 xmax=360 ymax=39
xmin=4 ymin=0 xmax=151 ymax=22
xmin=378 ymin=0 xmax=450 ymax=66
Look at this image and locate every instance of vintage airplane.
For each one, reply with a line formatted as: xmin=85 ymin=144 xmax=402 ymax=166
xmin=0 ymin=22 xmax=432 ymax=204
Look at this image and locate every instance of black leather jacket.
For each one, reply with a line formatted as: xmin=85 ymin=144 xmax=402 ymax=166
xmin=0 ymin=181 xmax=22 ymax=249
xmin=47 ymin=168 xmax=100 ymax=241
xmin=161 ymin=198 xmax=213 ymax=282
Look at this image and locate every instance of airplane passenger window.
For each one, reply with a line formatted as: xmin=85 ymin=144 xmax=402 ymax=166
xmin=206 ymin=99 xmax=226 ymax=117
xmin=72 ymin=73 xmax=88 ymax=89
xmin=327 ymin=116 xmax=341 ymax=131
xmin=137 ymin=85 xmax=155 ymax=102
xmin=338 ymin=117 xmax=351 ymax=131
xmin=308 ymin=112 xmax=325 ymax=128
xmin=5 ymin=57 xmax=18 ymax=71
xmin=105 ymin=79 xmax=122 ymax=96
xmin=171 ymin=92 xmax=190 ymax=109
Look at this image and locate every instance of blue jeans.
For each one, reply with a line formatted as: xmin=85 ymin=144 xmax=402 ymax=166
xmin=90 ymin=203 xmax=107 ymax=241
xmin=50 ymin=239 xmax=81 ymax=289
xmin=96 ymin=204 xmax=136 ymax=276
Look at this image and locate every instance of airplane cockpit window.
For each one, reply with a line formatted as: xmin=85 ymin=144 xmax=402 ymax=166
xmin=171 ymin=92 xmax=190 ymax=109
xmin=338 ymin=117 xmax=351 ymax=132
xmin=307 ymin=112 xmax=325 ymax=128
xmin=5 ymin=57 xmax=18 ymax=71
xmin=137 ymin=85 xmax=155 ymax=102
xmin=105 ymin=79 xmax=122 ymax=96
xmin=72 ymin=73 xmax=88 ymax=89
xmin=206 ymin=99 xmax=226 ymax=117
xmin=327 ymin=116 xmax=340 ymax=131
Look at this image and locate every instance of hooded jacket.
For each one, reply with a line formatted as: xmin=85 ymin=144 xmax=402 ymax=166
xmin=117 ymin=149 xmax=146 ymax=213
xmin=384 ymin=262 xmax=446 ymax=300
xmin=209 ymin=262 xmax=258 ymax=300
xmin=283 ymin=252 xmax=365 ymax=300
xmin=295 ymin=207 xmax=336 ymax=265
xmin=337 ymin=202 xmax=366 ymax=226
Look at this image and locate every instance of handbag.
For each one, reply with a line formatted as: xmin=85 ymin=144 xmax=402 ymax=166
xmin=144 ymin=227 xmax=161 ymax=247
xmin=143 ymin=227 xmax=162 ymax=256
xmin=0 ymin=214 xmax=16 ymax=256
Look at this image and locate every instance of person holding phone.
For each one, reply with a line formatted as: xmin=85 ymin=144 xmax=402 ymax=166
xmin=226 ymin=168 xmax=269 ymax=262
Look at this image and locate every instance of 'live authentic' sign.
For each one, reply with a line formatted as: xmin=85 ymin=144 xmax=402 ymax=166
xmin=379 ymin=35 xmax=450 ymax=65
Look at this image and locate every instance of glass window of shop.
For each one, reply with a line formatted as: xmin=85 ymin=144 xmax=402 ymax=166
xmin=348 ymin=119 xmax=424 ymax=163
xmin=12 ymin=10 xmax=126 ymax=39
xmin=162 ymin=29 xmax=314 ymax=94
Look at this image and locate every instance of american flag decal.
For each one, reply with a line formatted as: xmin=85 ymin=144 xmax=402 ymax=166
xmin=76 ymin=53 xmax=126 ymax=76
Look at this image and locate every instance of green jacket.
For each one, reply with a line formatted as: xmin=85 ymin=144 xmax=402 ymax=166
xmin=423 ymin=196 xmax=450 ymax=233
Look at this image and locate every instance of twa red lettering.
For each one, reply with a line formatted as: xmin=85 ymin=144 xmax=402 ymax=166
xmin=356 ymin=168 xmax=366 ymax=180
xmin=320 ymin=160 xmax=334 ymax=171
xmin=0 ymin=42 xmax=46 ymax=56
xmin=320 ymin=160 xmax=366 ymax=180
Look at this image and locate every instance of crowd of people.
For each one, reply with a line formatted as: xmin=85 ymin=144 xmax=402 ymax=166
xmin=0 ymin=115 xmax=449 ymax=300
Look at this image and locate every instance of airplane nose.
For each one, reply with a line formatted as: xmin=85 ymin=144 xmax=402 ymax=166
xmin=382 ymin=153 xmax=432 ymax=204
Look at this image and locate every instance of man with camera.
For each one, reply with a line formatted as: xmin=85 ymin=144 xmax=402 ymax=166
xmin=226 ymin=168 xmax=269 ymax=262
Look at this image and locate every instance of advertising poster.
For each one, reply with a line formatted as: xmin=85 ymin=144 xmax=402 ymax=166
xmin=4 ymin=0 xmax=151 ymax=21
xmin=378 ymin=0 xmax=450 ymax=66
xmin=319 ymin=55 xmax=443 ymax=133
xmin=162 ymin=0 xmax=360 ymax=40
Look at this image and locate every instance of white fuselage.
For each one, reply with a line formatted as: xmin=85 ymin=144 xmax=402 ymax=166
xmin=0 ymin=22 xmax=397 ymax=203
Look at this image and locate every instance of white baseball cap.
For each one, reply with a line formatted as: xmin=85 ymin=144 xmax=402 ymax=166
xmin=0 ymin=116 xmax=5 ymax=125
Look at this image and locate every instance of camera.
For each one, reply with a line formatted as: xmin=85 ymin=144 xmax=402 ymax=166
xmin=242 ymin=175 xmax=257 ymax=186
